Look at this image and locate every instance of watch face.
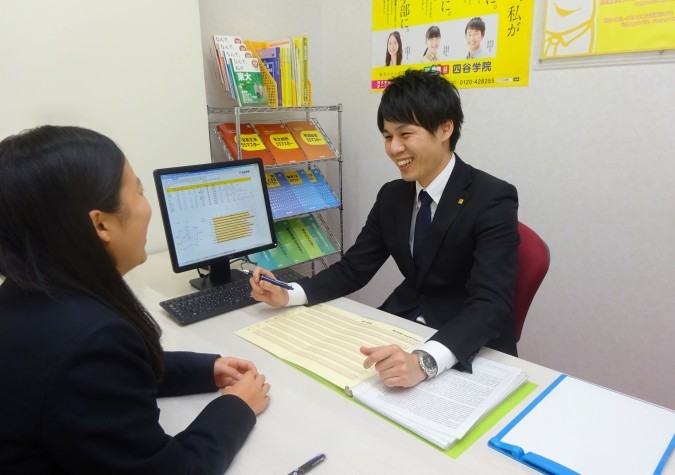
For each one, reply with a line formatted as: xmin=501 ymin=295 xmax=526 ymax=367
xmin=415 ymin=351 xmax=437 ymax=378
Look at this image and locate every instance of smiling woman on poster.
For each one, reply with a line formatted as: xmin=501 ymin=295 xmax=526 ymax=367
xmin=421 ymin=25 xmax=441 ymax=62
xmin=385 ymin=31 xmax=403 ymax=66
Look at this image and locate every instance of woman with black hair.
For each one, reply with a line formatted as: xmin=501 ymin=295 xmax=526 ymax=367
xmin=0 ymin=125 xmax=270 ymax=474
xmin=385 ymin=31 xmax=403 ymax=66
xmin=421 ymin=25 xmax=441 ymax=62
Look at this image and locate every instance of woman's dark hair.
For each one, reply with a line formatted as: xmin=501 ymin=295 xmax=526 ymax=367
xmin=385 ymin=31 xmax=403 ymax=66
xmin=423 ymin=25 xmax=441 ymax=57
xmin=377 ymin=69 xmax=464 ymax=151
xmin=0 ymin=125 xmax=164 ymax=378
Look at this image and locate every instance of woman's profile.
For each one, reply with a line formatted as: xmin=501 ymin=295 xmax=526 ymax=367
xmin=0 ymin=125 xmax=271 ymax=473
xmin=385 ymin=31 xmax=403 ymax=66
xmin=421 ymin=25 xmax=441 ymax=62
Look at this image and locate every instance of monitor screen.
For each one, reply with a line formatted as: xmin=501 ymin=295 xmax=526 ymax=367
xmin=153 ymin=158 xmax=276 ymax=289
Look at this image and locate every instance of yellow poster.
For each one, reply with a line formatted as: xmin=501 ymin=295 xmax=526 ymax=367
xmin=543 ymin=0 xmax=675 ymax=58
xmin=371 ymin=0 xmax=534 ymax=91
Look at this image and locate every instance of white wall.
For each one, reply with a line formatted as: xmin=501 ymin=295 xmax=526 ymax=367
xmin=3 ymin=1 xmax=672 ymax=410
xmin=0 ymin=0 xmax=210 ymax=253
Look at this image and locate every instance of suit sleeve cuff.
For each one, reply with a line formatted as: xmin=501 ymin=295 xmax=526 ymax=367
xmin=286 ymin=282 xmax=308 ymax=307
xmin=416 ymin=340 xmax=457 ymax=377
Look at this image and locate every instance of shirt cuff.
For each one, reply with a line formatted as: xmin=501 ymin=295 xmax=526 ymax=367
xmin=286 ymin=282 xmax=308 ymax=307
xmin=416 ymin=340 xmax=457 ymax=377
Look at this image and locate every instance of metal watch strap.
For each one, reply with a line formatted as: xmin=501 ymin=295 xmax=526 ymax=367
xmin=412 ymin=350 xmax=438 ymax=379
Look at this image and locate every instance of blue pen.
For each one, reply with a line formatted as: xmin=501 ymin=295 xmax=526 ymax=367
xmin=242 ymin=269 xmax=294 ymax=291
xmin=288 ymin=453 xmax=326 ymax=475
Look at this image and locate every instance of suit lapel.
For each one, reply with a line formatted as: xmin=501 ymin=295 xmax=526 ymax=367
xmin=416 ymin=156 xmax=472 ymax=287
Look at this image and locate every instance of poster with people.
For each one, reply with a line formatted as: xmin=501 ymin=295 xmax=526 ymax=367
xmin=543 ymin=0 xmax=675 ymax=58
xmin=371 ymin=0 xmax=534 ymax=90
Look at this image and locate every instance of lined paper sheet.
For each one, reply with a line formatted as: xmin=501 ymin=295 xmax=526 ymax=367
xmin=235 ymin=303 xmax=424 ymax=390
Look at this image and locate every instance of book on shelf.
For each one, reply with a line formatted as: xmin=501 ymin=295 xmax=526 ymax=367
xmin=265 ymin=165 xmax=340 ymax=219
xmin=279 ymin=46 xmax=294 ymax=106
xmin=212 ymin=35 xmax=247 ymax=99
xmin=292 ymin=36 xmax=310 ymax=106
xmin=248 ymin=215 xmax=336 ymax=270
xmin=215 ymin=122 xmax=275 ymax=165
xmin=299 ymin=215 xmax=336 ymax=257
xmin=216 ymin=35 xmax=311 ymax=107
xmin=275 ymin=219 xmax=309 ymax=265
xmin=257 ymin=47 xmax=282 ymax=106
xmin=236 ymin=303 xmax=529 ymax=450
xmin=253 ymin=122 xmax=306 ymax=164
xmin=285 ymin=120 xmax=335 ymax=160
xmin=229 ymin=55 xmax=267 ymax=106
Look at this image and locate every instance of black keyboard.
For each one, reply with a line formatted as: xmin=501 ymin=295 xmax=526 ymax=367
xmin=159 ymin=269 xmax=303 ymax=325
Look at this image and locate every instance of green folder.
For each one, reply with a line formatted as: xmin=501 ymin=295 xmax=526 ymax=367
xmin=283 ymin=358 xmax=537 ymax=459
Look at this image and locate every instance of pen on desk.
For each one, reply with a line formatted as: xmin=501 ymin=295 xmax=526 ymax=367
xmin=241 ymin=269 xmax=294 ymax=291
xmin=288 ymin=453 xmax=326 ymax=475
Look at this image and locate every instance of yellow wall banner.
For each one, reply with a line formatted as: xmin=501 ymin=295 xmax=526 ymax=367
xmin=371 ymin=0 xmax=534 ymax=91
xmin=543 ymin=0 xmax=675 ymax=58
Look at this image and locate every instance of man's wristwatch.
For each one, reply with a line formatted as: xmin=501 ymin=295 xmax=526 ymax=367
xmin=412 ymin=350 xmax=438 ymax=380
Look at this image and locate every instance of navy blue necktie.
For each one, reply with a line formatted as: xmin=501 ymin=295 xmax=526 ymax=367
xmin=413 ymin=190 xmax=433 ymax=266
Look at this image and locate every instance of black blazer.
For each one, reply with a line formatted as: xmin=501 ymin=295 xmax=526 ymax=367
xmin=0 ymin=280 xmax=255 ymax=474
xmin=298 ymin=156 xmax=520 ymax=369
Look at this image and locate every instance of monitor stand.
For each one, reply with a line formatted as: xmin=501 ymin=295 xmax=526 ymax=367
xmin=189 ymin=261 xmax=247 ymax=291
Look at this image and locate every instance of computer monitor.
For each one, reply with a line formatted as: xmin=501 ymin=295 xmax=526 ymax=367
xmin=153 ymin=158 xmax=276 ymax=290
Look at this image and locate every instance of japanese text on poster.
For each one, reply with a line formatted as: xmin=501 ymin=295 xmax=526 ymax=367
xmin=371 ymin=0 xmax=534 ymax=90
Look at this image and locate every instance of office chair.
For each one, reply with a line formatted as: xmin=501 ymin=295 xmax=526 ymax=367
xmin=513 ymin=222 xmax=550 ymax=342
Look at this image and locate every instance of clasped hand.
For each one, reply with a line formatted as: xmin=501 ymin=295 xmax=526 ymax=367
xmin=214 ymin=357 xmax=270 ymax=415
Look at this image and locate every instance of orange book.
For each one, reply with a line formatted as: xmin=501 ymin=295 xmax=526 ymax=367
xmin=216 ymin=122 xmax=276 ymax=165
xmin=253 ymin=122 xmax=307 ymax=164
xmin=285 ymin=120 xmax=335 ymax=161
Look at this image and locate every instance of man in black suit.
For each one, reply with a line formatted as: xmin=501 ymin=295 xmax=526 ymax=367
xmin=251 ymin=69 xmax=519 ymax=388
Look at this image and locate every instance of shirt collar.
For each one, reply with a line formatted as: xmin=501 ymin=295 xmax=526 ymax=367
xmin=415 ymin=153 xmax=455 ymax=206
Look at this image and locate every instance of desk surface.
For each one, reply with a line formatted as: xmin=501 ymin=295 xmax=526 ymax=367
xmin=123 ymin=252 xmax=670 ymax=475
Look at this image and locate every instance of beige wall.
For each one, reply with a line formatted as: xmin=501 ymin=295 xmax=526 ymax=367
xmin=0 ymin=0 xmax=210 ymax=253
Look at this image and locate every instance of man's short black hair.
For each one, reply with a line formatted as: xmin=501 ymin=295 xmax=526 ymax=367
xmin=377 ymin=69 xmax=464 ymax=151
xmin=465 ymin=17 xmax=486 ymax=35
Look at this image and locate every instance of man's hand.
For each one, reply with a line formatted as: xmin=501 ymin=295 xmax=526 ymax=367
xmin=213 ymin=357 xmax=257 ymax=388
xmin=249 ymin=266 xmax=289 ymax=308
xmin=361 ymin=344 xmax=426 ymax=388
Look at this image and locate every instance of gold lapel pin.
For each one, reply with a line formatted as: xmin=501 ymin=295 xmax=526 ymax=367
xmin=458 ymin=198 xmax=464 ymax=205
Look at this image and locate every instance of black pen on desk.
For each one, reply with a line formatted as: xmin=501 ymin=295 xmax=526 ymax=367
xmin=241 ymin=269 xmax=294 ymax=291
xmin=288 ymin=453 xmax=326 ymax=475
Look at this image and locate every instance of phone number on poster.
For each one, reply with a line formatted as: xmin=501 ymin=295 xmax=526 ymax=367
xmin=458 ymin=78 xmax=495 ymax=86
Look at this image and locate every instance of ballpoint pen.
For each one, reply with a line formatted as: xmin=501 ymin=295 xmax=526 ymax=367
xmin=288 ymin=453 xmax=326 ymax=475
xmin=241 ymin=269 xmax=294 ymax=291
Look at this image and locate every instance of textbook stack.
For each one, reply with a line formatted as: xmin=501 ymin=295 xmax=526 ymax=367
xmin=212 ymin=34 xmax=311 ymax=107
xmin=248 ymin=216 xmax=338 ymax=270
xmin=215 ymin=119 xmax=335 ymax=164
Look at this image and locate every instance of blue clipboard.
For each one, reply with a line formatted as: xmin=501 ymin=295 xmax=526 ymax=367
xmin=488 ymin=374 xmax=675 ymax=475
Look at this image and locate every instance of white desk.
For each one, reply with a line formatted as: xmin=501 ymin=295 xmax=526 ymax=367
xmin=124 ymin=252 xmax=671 ymax=475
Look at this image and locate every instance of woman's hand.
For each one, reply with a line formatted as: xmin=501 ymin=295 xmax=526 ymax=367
xmin=213 ymin=357 xmax=257 ymax=388
xmin=223 ymin=371 xmax=271 ymax=415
